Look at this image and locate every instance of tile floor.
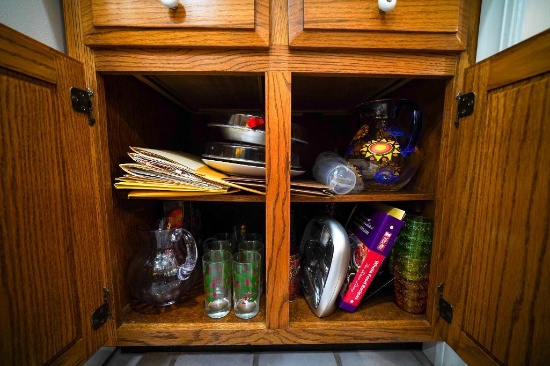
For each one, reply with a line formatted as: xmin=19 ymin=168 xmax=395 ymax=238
xmin=87 ymin=346 xmax=433 ymax=366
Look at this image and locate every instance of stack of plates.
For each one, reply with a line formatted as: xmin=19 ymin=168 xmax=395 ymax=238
xmin=207 ymin=113 xmax=309 ymax=146
xmin=203 ymin=114 xmax=308 ymax=177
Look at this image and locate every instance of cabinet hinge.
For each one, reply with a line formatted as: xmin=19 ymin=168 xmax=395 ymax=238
xmin=91 ymin=288 xmax=111 ymax=330
xmin=70 ymin=87 xmax=95 ymax=126
xmin=454 ymin=92 xmax=476 ymax=128
xmin=438 ymin=283 xmax=453 ymax=324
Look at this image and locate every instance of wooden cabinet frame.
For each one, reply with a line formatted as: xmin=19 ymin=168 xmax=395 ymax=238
xmin=2 ymin=0 xmax=549 ymax=364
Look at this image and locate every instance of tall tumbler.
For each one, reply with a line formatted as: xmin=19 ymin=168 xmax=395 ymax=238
xmin=392 ymin=214 xmax=433 ymax=314
xmin=232 ymin=250 xmax=261 ymax=319
xmin=238 ymin=240 xmax=265 ymax=295
xmin=205 ymin=232 xmax=238 ymax=254
xmin=202 ymin=250 xmax=232 ymax=319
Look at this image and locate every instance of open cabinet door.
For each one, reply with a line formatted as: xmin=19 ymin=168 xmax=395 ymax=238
xmin=435 ymin=30 xmax=550 ymax=365
xmin=0 ymin=25 xmax=114 ymax=365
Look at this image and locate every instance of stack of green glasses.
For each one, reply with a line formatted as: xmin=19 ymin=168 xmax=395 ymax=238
xmin=392 ymin=214 xmax=434 ymax=314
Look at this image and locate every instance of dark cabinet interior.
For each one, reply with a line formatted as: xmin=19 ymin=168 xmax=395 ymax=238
xmin=101 ymin=72 xmax=448 ymax=340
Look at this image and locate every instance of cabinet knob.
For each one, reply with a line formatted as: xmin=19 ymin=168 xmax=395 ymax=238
xmin=378 ymin=0 xmax=397 ymax=13
xmin=160 ymin=0 xmax=179 ymax=10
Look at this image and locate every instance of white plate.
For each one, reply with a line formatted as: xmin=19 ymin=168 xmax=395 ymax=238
xmin=203 ymin=158 xmax=305 ymax=177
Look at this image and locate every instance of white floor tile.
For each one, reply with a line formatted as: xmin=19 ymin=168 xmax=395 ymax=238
xmin=103 ymin=350 xmax=177 ymax=366
xmin=95 ymin=347 xmax=433 ymax=366
xmin=338 ymin=350 xmax=424 ymax=366
xmin=102 ymin=352 xmax=144 ymax=366
xmin=258 ymin=351 xmax=337 ymax=366
xmin=173 ymin=352 xmax=254 ymax=366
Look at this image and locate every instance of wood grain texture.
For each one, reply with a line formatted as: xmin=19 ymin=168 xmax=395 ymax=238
xmin=488 ymin=29 xmax=550 ymax=90
xmin=461 ymin=73 xmax=550 ymax=366
xmin=302 ymin=0 xmax=460 ymax=32
xmin=101 ymin=74 xmax=194 ymax=331
xmin=289 ymin=0 xmax=464 ymax=51
xmin=384 ymin=79 xmax=448 ymax=194
xmin=116 ymin=325 xmax=433 ymax=346
xmin=50 ymin=340 xmax=87 ymax=366
xmin=436 ymin=32 xmax=550 ymax=366
xmin=116 ymin=294 xmax=434 ymax=345
xmin=91 ymin=0 xmax=255 ymax=28
xmin=64 ymin=0 xmax=120 ymax=354
xmin=55 ymin=54 xmax=114 ymax=362
xmin=121 ymin=191 xmax=435 ymax=202
xmin=0 ymin=27 xmax=109 ymax=364
xmin=289 ymin=31 xmax=465 ymax=52
xmin=77 ymin=0 xmax=269 ymax=48
xmin=265 ymin=72 xmax=292 ymax=329
xmin=0 ymin=69 xmax=81 ymax=366
xmin=432 ymin=61 xmax=490 ymax=354
xmin=270 ymin=0 xmax=289 ymax=46
xmin=0 ymin=24 xmax=57 ymax=83
xmin=430 ymin=0 xmax=481 ymax=346
xmin=92 ymin=47 xmax=457 ymax=76
xmin=40 ymin=0 xmax=493 ymax=355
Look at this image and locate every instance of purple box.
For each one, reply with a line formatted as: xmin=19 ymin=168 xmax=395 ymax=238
xmin=339 ymin=203 xmax=405 ymax=312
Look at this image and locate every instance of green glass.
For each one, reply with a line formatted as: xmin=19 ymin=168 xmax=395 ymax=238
xmin=232 ymin=250 xmax=261 ymax=320
xmin=392 ymin=214 xmax=433 ymax=314
xmin=393 ymin=256 xmax=430 ymax=281
xmin=238 ymin=240 xmax=265 ymax=295
xmin=394 ymin=214 xmax=433 ymax=260
xmin=202 ymin=250 xmax=232 ymax=319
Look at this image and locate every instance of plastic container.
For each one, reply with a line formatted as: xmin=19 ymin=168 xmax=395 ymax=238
xmin=312 ymin=152 xmax=356 ymax=195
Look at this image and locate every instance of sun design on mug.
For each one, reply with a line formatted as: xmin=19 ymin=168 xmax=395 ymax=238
xmin=361 ymin=138 xmax=401 ymax=162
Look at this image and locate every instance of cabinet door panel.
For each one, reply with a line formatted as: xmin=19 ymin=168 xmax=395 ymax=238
xmin=0 ymin=71 xmax=81 ymax=365
xmin=0 ymin=25 xmax=112 ymax=365
xmin=461 ymin=74 xmax=549 ymax=364
xmin=437 ymin=30 xmax=550 ymax=366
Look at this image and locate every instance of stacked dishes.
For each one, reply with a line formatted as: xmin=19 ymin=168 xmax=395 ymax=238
xmin=202 ymin=114 xmax=308 ymax=177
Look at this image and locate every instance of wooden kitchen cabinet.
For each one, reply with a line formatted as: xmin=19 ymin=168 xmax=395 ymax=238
xmin=289 ymin=0 xmax=468 ymax=51
xmin=1 ymin=0 xmax=549 ymax=364
xmin=78 ymin=0 xmax=269 ymax=48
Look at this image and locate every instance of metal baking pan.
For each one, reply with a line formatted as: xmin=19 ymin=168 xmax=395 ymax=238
xmin=203 ymin=142 xmax=302 ymax=169
xmin=208 ymin=113 xmax=308 ymax=146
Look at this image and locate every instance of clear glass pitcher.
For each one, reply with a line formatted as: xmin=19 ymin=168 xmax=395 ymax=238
xmin=345 ymin=99 xmax=423 ymax=191
xmin=127 ymin=218 xmax=199 ymax=306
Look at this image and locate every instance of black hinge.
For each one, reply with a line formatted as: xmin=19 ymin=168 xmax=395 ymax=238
xmin=70 ymin=87 xmax=95 ymax=126
xmin=438 ymin=283 xmax=453 ymax=324
xmin=454 ymin=92 xmax=476 ymax=128
xmin=91 ymin=288 xmax=111 ymax=330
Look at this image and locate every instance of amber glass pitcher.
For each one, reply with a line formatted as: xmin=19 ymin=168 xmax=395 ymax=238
xmin=345 ymin=99 xmax=423 ymax=191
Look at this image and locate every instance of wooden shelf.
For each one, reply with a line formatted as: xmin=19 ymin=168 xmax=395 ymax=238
xmin=288 ymin=295 xmax=433 ymax=344
xmin=116 ymin=283 xmax=433 ymax=346
xmin=290 ymin=189 xmax=435 ymax=203
xmin=120 ymin=187 xmax=435 ymax=203
xmin=120 ymin=280 xmax=264 ymax=325
xmin=117 ymin=282 xmax=267 ymax=346
xmin=290 ymin=294 xmax=426 ymax=325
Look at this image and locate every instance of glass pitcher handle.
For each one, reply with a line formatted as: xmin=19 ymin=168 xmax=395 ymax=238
xmin=394 ymin=100 xmax=422 ymax=157
xmin=177 ymin=229 xmax=198 ymax=281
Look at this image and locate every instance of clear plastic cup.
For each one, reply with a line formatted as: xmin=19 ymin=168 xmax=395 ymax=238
xmin=313 ymin=152 xmax=357 ymax=195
